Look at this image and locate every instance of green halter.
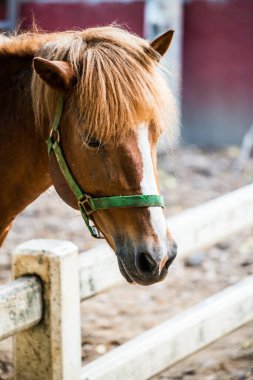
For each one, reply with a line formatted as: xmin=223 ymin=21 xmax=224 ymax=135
xmin=47 ymin=95 xmax=164 ymax=238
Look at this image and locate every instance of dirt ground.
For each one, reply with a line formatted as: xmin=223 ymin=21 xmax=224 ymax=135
xmin=0 ymin=146 xmax=253 ymax=380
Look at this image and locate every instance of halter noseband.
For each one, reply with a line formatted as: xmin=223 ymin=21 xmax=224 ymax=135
xmin=47 ymin=96 xmax=164 ymax=238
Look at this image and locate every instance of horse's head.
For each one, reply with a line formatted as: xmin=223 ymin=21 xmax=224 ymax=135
xmin=32 ymin=27 xmax=178 ymax=285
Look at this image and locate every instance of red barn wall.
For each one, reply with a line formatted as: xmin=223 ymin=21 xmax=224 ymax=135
xmin=0 ymin=4 xmax=6 ymax=19
xmin=19 ymin=1 xmax=144 ymax=36
xmin=182 ymin=0 xmax=253 ymax=146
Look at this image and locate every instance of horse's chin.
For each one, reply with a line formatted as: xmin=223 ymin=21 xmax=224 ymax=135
xmin=117 ymin=257 xmax=135 ymax=284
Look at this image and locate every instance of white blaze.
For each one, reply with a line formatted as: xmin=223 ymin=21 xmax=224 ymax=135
xmin=137 ymin=124 xmax=168 ymax=259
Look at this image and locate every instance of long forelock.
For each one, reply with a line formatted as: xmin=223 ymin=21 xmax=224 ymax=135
xmin=31 ymin=26 xmax=178 ymax=143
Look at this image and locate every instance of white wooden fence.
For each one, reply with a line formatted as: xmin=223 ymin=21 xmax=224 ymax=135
xmin=0 ymin=184 xmax=253 ymax=380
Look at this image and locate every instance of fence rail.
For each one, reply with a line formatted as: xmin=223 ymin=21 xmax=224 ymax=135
xmin=81 ymin=275 xmax=253 ymax=380
xmin=0 ymin=184 xmax=253 ymax=379
xmin=0 ymin=277 xmax=42 ymax=341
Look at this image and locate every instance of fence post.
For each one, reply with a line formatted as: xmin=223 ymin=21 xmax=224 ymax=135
xmin=12 ymin=239 xmax=81 ymax=380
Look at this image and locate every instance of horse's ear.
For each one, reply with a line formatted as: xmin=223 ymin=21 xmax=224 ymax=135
xmin=150 ymin=30 xmax=174 ymax=58
xmin=33 ymin=57 xmax=76 ymax=91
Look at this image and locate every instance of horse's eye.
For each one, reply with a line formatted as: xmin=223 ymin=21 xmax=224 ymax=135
xmin=87 ymin=138 xmax=101 ymax=148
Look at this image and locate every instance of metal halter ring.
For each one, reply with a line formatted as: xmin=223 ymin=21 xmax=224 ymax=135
xmin=49 ymin=129 xmax=60 ymax=143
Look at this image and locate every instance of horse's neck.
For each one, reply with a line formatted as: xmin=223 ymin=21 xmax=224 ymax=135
xmin=0 ymin=55 xmax=52 ymax=231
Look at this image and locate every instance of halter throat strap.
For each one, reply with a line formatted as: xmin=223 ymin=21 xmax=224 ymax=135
xmin=47 ymin=95 xmax=164 ymax=238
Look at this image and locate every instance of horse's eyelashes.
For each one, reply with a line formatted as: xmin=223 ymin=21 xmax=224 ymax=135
xmin=78 ymin=132 xmax=102 ymax=149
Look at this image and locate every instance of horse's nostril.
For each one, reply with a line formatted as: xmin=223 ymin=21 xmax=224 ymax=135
xmin=137 ymin=252 xmax=158 ymax=274
xmin=165 ymin=258 xmax=172 ymax=269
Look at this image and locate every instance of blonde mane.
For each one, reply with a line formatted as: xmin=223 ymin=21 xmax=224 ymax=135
xmin=2 ymin=26 xmax=178 ymax=142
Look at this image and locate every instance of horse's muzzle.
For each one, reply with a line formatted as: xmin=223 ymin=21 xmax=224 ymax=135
xmin=116 ymin=241 xmax=177 ymax=286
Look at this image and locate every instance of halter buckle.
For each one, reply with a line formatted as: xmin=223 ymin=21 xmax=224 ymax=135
xmin=78 ymin=195 xmax=94 ymax=215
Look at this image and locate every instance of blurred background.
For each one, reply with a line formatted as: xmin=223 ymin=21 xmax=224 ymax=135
xmin=1 ymin=0 xmax=253 ymax=147
xmin=1 ymin=1 xmax=253 ymax=380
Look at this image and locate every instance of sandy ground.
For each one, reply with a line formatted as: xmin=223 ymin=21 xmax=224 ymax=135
xmin=0 ymin=146 xmax=253 ymax=380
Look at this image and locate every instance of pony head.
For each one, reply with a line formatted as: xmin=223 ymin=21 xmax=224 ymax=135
xmin=32 ymin=26 xmax=178 ymax=285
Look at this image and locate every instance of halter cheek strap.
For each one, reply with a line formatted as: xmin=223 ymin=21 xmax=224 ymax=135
xmin=47 ymin=95 xmax=164 ymax=239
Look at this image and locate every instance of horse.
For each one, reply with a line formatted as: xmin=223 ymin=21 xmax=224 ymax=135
xmin=0 ymin=26 xmax=178 ymax=285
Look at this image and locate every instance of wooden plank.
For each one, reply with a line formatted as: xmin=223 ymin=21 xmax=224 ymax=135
xmin=81 ymin=275 xmax=253 ymax=380
xmin=79 ymin=184 xmax=253 ymax=300
xmin=79 ymin=245 xmax=122 ymax=300
xmin=170 ymin=183 xmax=253 ymax=256
xmin=0 ymin=277 xmax=42 ymax=341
